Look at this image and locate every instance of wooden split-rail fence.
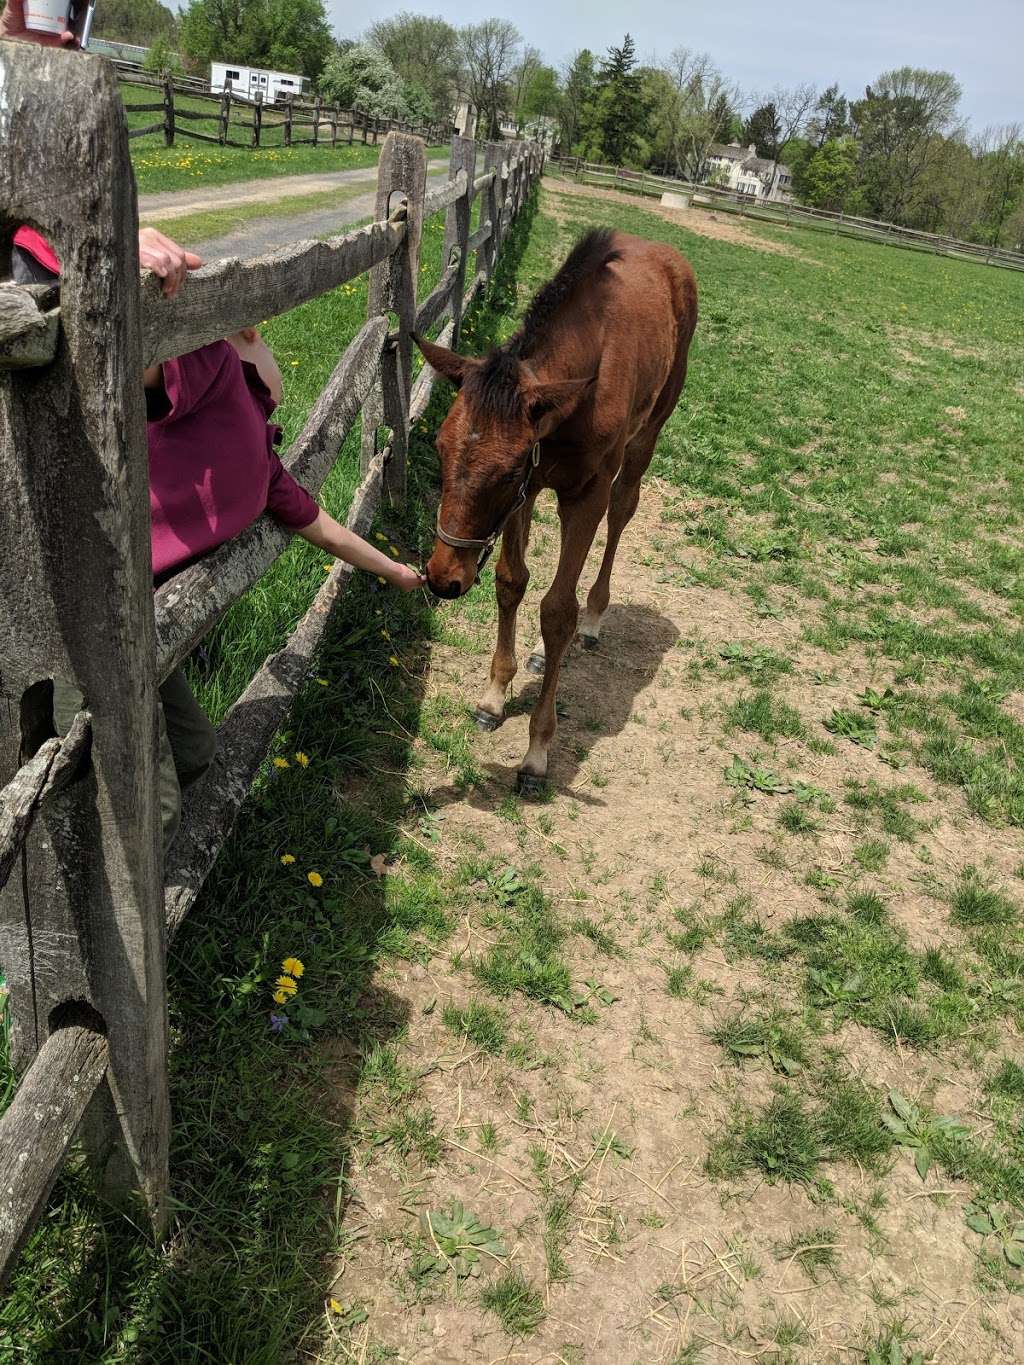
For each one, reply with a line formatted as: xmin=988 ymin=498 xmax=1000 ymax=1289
xmin=0 ymin=42 xmax=542 ymax=1286
xmin=119 ymin=68 xmax=454 ymax=151
xmin=550 ymin=155 xmax=1024 ymax=272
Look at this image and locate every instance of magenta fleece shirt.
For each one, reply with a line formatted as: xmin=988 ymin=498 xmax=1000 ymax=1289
xmin=149 ymin=342 xmax=319 ymax=579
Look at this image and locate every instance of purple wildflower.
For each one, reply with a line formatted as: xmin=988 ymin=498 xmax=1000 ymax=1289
xmin=269 ymin=1012 xmax=288 ymax=1033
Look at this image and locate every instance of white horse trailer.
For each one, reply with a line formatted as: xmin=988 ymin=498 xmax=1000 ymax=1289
xmin=209 ymin=62 xmax=310 ymax=103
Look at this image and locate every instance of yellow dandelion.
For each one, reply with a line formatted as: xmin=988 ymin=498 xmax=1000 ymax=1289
xmin=377 ymin=575 xmax=387 ymax=584
xmin=272 ymin=989 xmax=289 ymax=1004
xmin=307 ymin=871 xmax=324 ymax=888
xmin=295 ymin=752 xmax=310 ymax=768
xmin=389 ymin=655 xmax=399 ymax=666
xmin=317 ymin=678 xmax=329 ymax=686
xmin=280 ymin=853 xmax=296 ymax=865
xmin=374 ymin=532 xmax=387 ymax=541
xmin=275 ymin=975 xmax=298 ymax=996
xmin=273 ymin=757 xmax=290 ymax=769
xmin=282 ymin=956 xmax=305 ymax=978
xmin=389 ymin=544 xmax=400 ymax=555
xmin=329 ymin=1299 xmax=342 ymax=1314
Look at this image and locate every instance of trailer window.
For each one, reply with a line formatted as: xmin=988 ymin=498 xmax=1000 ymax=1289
xmin=226 ymin=69 xmax=240 ymax=80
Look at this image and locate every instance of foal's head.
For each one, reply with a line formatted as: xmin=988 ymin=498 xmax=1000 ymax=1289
xmin=413 ymin=334 xmax=593 ymax=598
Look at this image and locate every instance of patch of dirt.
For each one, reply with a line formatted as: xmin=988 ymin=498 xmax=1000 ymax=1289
xmin=137 ymin=158 xmax=449 ymax=221
xmin=542 ymin=178 xmax=818 ymax=262
xmin=325 ymin=485 xmax=1024 ymax=1363
xmin=887 ymin=325 xmax=989 ymax=364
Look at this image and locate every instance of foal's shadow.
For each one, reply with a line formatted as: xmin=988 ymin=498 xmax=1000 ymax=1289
xmin=430 ymin=601 xmax=680 ymax=811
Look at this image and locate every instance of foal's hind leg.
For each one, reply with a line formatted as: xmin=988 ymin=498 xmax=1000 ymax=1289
xmin=474 ymin=496 xmax=536 ymax=730
xmin=578 ymin=456 xmax=646 ymax=648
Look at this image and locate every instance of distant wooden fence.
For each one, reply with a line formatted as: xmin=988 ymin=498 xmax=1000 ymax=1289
xmin=118 ymin=67 xmax=453 ymax=151
xmin=0 ymin=42 xmax=541 ymax=1286
xmin=549 ymin=156 xmax=1024 ymax=272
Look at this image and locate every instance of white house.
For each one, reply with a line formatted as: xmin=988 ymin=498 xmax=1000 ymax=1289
xmin=703 ymin=143 xmax=793 ymax=202
xmin=453 ymin=101 xmax=556 ymax=151
xmin=209 ymin=62 xmax=310 ymax=104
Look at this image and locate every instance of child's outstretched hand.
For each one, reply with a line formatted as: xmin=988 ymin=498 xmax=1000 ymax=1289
xmin=388 ymin=563 xmax=426 ymax=592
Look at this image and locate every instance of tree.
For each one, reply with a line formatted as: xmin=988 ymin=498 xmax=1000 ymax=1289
xmin=143 ymin=35 xmax=183 ymax=75
xmin=744 ymin=102 xmax=780 ymax=158
xmin=806 ymin=83 xmax=850 ymax=148
xmin=94 ymin=0 xmax=177 ymax=46
xmin=458 ymin=19 xmax=521 ymax=141
xmin=794 ymin=137 xmax=862 ymax=211
xmin=178 ymin=0 xmax=333 ymax=81
xmin=974 ymin=125 xmax=1024 ymax=246
xmin=366 ymin=12 xmax=459 ymax=122
xmin=650 ymin=48 xmax=741 ymax=178
xmin=593 ymin=33 xmax=650 ymax=166
xmin=559 ymin=49 xmax=597 ymax=154
xmin=850 ymin=67 xmax=963 ymax=223
xmin=319 ymin=43 xmax=418 ymax=119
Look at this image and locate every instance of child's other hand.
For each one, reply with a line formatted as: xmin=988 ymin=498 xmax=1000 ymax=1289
xmin=390 ymin=563 xmax=425 ymax=592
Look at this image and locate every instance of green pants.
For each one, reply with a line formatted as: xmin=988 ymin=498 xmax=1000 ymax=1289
xmin=53 ymin=667 xmax=217 ymax=854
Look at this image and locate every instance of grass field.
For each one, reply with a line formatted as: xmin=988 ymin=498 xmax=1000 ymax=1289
xmin=3 ymin=180 xmax=1024 ymax=1363
xmin=121 ymin=82 xmax=445 ymax=196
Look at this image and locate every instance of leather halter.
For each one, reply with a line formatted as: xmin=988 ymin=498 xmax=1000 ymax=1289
xmin=435 ymin=441 xmax=541 ymax=577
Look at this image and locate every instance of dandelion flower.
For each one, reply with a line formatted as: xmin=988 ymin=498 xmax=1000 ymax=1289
xmin=307 ymin=871 xmax=324 ymax=887
xmin=389 ymin=544 xmax=400 ymax=555
xmin=374 ymin=532 xmax=387 ymax=541
xmin=317 ymin=678 xmax=329 ymax=686
xmin=273 ymin=757 xmax=290 ymax=769
xmin=295 ymin=752 xmax=310 ymax=768
xmin=290 ymin=359 xmax=300 ymax=366
xmin=282 ymin=956 xmax=305 ymax=978
xmin=275 ymin=975 xmax=298 ymax=996
xmin=280 ymin=853 xmax=296 ymax=865
xmin=329 ymin=1299 xmax=342 ymax=1314
xmin=389 ymin=655 xmax=399 ymax=667
xmin=272 ymin=988 xmax=290 ymax=1004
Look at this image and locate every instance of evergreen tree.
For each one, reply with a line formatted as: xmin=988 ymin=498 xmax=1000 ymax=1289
xmin=594 ymin=33 xmax=651 ymax=166
xmin=743 ymin=102 xmax=781 ymax=157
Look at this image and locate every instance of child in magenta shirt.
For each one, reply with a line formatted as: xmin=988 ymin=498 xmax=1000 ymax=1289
xmin=11 ymin=234 xmax=422 ymax=851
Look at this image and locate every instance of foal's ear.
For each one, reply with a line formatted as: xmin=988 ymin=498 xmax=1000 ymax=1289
xmin=526 ymin=375 xmax=596 ymax=427
xmin=412 ymin=333 xmax=469 ymax=389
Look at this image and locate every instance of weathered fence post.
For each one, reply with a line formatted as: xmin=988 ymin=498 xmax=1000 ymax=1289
xmin=312 ymin=95 xmax=321 ymax=148
xmin=359 ymin=133 xmax=427 ymax=502
xmin=252 ymin=90 xmax=262 ymax=148
xmin=218 ymin=79 xmax=231 ymax=145
xmin=284 ymin=97 xmax=293 ymax=148
xmin=331 ymin=103 xmax=339 ymax=149
xmin=0 ymin=45 xmax=170 ymax=1233
xmin=163 ymin=74 xmax=175 ymax=147
xmin=443 ymin=135 xmax=476 ymax=348
xmin=477 ymin=141 xmax=502 ymax=283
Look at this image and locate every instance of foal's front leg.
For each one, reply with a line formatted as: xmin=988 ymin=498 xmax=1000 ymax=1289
xmin=518 ymin=483 xmax=609 ymax=793
xmin=474 ymin=497 xmax=535 ymax=730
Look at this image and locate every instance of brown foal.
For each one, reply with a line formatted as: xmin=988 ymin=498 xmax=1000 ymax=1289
xmin=414 ymin=228 xmax=698 ymax=792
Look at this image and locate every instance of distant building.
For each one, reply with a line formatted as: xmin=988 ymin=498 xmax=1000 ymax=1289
xmin=703 ymin=143 xmax=793 ymax=202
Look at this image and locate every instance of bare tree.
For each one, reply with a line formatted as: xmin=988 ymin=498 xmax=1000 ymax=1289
xmin=754 ymin=82 xmax=818 ymax=195
xmin=459 ymin=19 xmax=521 ymax=140
xmin=510 ymin=44 xmax=543 ymax=131
xmin=653 ymin=48 xmax=742 ymax=179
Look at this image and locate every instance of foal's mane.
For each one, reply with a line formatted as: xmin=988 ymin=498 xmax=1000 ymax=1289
xmin=465 ymin=228 xmax=621 ymax=421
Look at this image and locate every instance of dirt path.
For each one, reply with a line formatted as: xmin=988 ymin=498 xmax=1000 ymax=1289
xmin=543 ymin=175 xmax=817 ymax=260
xmin=326 ymin=481 xmax=1023 ymax=1363
xmin=161 ymin=169 xmax=448 ymax=262
xmin=137 ymin=158 xmax=449 ymax=222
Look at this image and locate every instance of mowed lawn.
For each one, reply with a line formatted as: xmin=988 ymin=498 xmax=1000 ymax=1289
xmin=3 ymin=182 xmax=1024 ymax=1364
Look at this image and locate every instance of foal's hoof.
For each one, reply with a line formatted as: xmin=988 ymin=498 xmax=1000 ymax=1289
xmin=580 ymin=633 xmax=600 ymax=651
xmin=516 ymin=769 xmax=546 ymax=798
xmin=474 ymin=708 xmax=504 ymax=732
xmin=526 ymin=653 xmax=546 ymax=675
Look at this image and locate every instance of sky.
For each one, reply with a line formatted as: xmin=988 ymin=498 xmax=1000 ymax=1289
xmin=325 ymin=0 xmax=1021 ymax=131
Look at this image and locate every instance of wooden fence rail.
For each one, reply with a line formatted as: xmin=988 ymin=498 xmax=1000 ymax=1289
xmin=548 ymin=156 xmax=1024 ymax=272
xmin=118 ymin=68 xmax=453 ymax=151
xmin=0 ymin=40 xmax=542 ymax=1288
